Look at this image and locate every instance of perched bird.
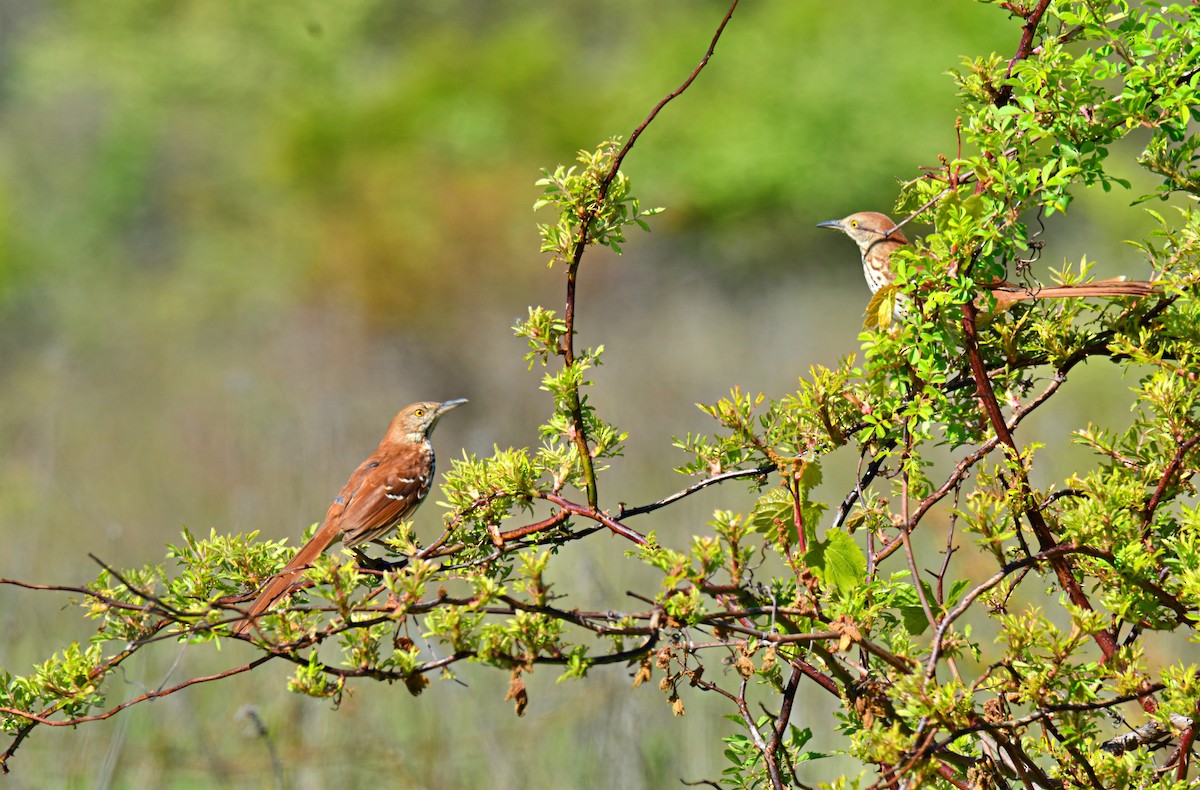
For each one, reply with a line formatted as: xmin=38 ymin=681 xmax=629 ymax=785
xmin=817 ymin=211 xmax=1156 ymax=317
xmin=233 ymin=398 xmax=467 ymax=635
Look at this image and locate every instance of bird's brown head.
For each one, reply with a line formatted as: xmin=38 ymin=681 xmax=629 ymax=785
xmin=389 ymin=398 xmax=468 ymax=443
xmin=817 ymin=211 xmax=912 ymax=296
xmin=816 ymin=212 xmax=909 ymax=256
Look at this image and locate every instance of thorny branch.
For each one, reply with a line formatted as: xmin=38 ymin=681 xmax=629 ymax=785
xmin=560 ymin=0 xmax=740 ymax=510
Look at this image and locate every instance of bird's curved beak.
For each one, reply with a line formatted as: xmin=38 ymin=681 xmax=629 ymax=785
xmin=436 ymin=398 xmax=468 ymax=416
xmin=816 ymin=219 xmax=845 ymax=232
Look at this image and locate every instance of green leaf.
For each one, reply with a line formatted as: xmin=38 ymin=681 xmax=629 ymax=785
xmin=893 ymin=582 xmax=932 ymax=635
xmin=750 ymin=488 xmax=792 ymax=534
xmin=803 ymin=528 xmax=866 ymax=598
xmin=945 ymin=578 xmax=971 ymax=607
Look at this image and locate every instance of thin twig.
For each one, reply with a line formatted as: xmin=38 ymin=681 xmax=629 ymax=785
xmin=561 ymin=0 xmax=741 ymax=509
xmin=617 ymin=463 xmax=772 ymax=519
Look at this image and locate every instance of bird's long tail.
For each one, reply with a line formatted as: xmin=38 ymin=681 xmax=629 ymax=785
xmin=1030 ymin=278 xmax=1158 ymax=298
xmin=992 ymin=278 xmax=1158 ymax=309
xmin=232 ymin=527 xmax=339 ymax=635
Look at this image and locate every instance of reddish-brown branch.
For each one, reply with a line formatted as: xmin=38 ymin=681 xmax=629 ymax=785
xmin=870 ymin=370 xmax=1063 ymax=566
xmin=539 ymin=491 xmax=648 ymax=545
xmin=488 ymin=508 xmax=572 ymax=545
xmin=592 ymin=0 xmax=740 ymax=203
xmin=1142 ymin=432 xmax=1200 ymax=534
xmin=927 ymin=543 xmax=1120 ymax=679
xmin=995 ymin=0 xmax=1053 ymax=107
xmin=952 ymin=5 xmax=1137 ymax=682
xmin=768 ymin=666 xmax=803 ymax=780
xmin=1176 ymin=707 xmax=1198 ymax=780
xmin=467 ymin=488 xmax=652 ymax=549
xmin=787 ymin=656 xmax=841 ymax=698
xmin=932 ymin=762 xmax=973 ymax=790
xmin=960 ymin=302 xmax=1121 ymax=664
xmin=560 ymin=0 xmax=740 ymax=509
xmin=947 ymin=4 xmax=1138 ymax=691
xmin=1 ymin=655 xmax=275 ymax=773
xmin=787 ymin=472 xmax=808 ymax=554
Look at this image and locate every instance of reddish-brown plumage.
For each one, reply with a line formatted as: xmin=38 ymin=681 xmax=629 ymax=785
xmin=817 ymin=211 xmax=1156 ymax=314
xmin=233 ymin=399 xmax=466 ymax=635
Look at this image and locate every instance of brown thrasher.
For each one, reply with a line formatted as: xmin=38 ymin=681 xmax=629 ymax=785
xmin=233 ymin=398 xmax=467 ymax=635
xmin=817 ymin=211 xmax=1156 ymax=314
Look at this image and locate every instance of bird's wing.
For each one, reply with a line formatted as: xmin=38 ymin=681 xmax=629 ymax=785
xmin=233 ymin=436 xmax=437 ymax=636
xmin=336 ymin=444 xmax=432 ymax=547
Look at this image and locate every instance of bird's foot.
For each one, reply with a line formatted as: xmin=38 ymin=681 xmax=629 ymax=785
xmin=352 ymin=549 xmax=410 ymax=573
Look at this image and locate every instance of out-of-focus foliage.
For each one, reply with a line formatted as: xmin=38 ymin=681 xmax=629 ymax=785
xmin=0 ymin=1 xmax=1003 ymax=335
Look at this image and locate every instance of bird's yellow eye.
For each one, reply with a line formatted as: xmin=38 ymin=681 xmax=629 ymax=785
xmin=414 ymin=408 xmax=425 ymax=417
xmin=850 ymin=220 xmax=858 ymax=228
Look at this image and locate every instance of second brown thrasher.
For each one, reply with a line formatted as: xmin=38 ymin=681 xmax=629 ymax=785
xmin=233 ymin=398 xmax=467 ymax=635
xmin=817 ymin=211 xmax=1156 ymax=316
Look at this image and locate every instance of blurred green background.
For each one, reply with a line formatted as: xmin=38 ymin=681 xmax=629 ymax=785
xmin=0 ymin=1 xmax=1171 ymax=786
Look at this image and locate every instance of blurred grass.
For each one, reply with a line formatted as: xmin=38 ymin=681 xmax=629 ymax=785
xmin=0 ymin=1 xmax=1179 ymax=786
